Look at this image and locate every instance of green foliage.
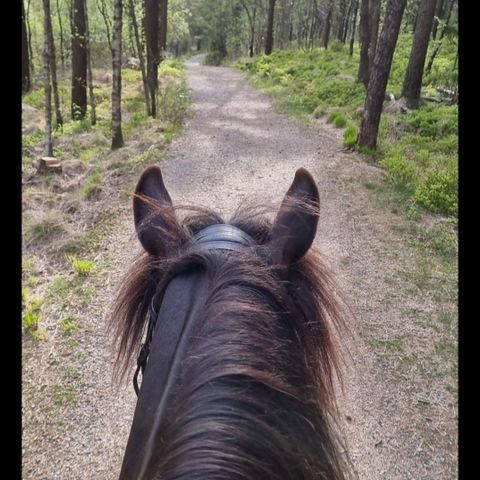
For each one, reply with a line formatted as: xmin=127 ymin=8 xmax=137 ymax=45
xmin=405 ymin=105 xmax=457 ymax=138
xmin=23 ymin=295 xmax=45 ymax=340
xmin=414 ymin=167 xmax=458 ymax=216
xmin=238 ymin=34 xmax=457 ymax=220
xmin=22 ymin=131 xmax=44 ymax=150
xmin=22 ymin=286 xmax=29 ymax=305
xmin=65 ymin=254 xmax=94 ymax=276
xmin=313 ymin=105 xmax=325 ymax=118
xmin=343 ymin=124 xmax=358 ymax=148
xmin=334 ymin=114 xmax=347 ymax=128
xmin=158 ymin=68 xmax=191 ymax=125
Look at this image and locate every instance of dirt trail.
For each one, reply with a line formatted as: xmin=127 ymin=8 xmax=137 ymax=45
xmin=22 ymin=54 xmax=456 ymax=479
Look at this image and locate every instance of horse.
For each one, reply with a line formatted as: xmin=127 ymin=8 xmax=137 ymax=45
xmin=109 ymin=165 xmax=350 ymax=480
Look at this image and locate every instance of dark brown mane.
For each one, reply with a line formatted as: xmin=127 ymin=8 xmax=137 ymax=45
xmin=109 ymin=199 xmax=352 ymax=479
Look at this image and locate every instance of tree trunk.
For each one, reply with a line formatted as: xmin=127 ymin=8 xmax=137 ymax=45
xmin=240 ymin=0 xmax=257 ymax=58
xmin=46 ymin=0 xmax=63 ymax=128
xmin=431 ymin=0 xmax=445 ymax=40
xmin=159 ymin=0 xmax=168 ymax=58
xmin=42 ymin=0 xmax=54 ymax=157
xmin=342 ymin=0 xmax=355 ymax=44
xmin=84 ymin=0 xmax=96 ymax=125
xmin=402 ymin=0 xmax=437 ymax=109
xmin=71 ymin=0 xmax=87 ymax=119
xmin=128 ymin=0 xmax=151 ymax=115
xmin=358 ymin=0 xmax=407 ymax=150
xmin=56 ymin=0 xmax=65 ymax=69
xmin=111 ymin=0 xmax=124 ymax=149
xmin=145 ymin=0 xmax=161 ymax=117
xmin=322 ymin=1 xmax=333 ymax=49
xmin=22 ymin=0 xmax=31 ymax=93
xmin=368 ymin=0 xmax=381 ymax=69
xmin=265 ymin=0 xmax=276 ymax=55
xmin=425 ymin=0 xmax=455 ymax=74
xmin=337 ymin=0 xmax=347 ymax=42
xmin=97 ymin=0 xmax=114 ymax=56
xmin=349 ymin=0 xmax=359 ymax=56
xmin=357 ymin=0 xmax=370 ymax=85
xmin=26 ymin=0 xmax=34 ymax=77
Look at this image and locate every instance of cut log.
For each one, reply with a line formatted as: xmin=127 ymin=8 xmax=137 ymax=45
xmin=37 ymin=156 xmax=62 ymax=174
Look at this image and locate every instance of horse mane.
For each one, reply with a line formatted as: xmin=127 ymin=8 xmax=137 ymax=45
xmin=108 ymin=198 xmax=352 ymax=479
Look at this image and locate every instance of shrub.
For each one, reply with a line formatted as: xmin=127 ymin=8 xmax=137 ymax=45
xmin=414 ymin=168 xmax=458 ymax=216
xmin=381 ymin=152 xmax=416 ymax=184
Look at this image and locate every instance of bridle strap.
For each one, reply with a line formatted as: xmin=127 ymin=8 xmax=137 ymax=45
xmin=133 ymin=296 xmax=160 ymax=396
xmin=133 ymin=224 xmax=256 ymax=396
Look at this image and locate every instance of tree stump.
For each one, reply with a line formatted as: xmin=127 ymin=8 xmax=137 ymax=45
xmin=37 ymin=157 xmax=62 ymax=175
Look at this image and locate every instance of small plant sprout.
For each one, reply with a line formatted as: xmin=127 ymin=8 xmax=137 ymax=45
xmin=65 ymin=254 xmax=94 ymax=276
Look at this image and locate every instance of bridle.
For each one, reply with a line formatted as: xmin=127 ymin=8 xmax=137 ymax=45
xmin=133 ymin=224 xmax=257 ymax=396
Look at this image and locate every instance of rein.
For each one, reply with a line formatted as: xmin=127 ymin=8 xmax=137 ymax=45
xmin=133 ymin=224 xmax=256 ymax=396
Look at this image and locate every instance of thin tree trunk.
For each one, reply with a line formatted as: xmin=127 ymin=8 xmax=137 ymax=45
xmin=27 ymin=0 xmax=34 ymax=76
xmin=71 ymin=0 xmax=87 ymax=119
xmin=425 ymin=0 xmax=455 ymax=74
xmin=357 ymin=0 xmax=370 ymax=85
xmin=22 ymin=0 xmax=31 ymax=93
xmin=42 ymin=0 xmax=54 ymax=157
xmin=402 ymin=0 xmax=437 ymax=108
xmin=56 ymin=0 xmax=65 ymax=69
xmin=342 ymin=0 xmax=355 ymax=44
xmin=265 ymin=0 xmax=276 ymax=55
xmin=145 ymin=0 xmax=160 ymax=117
xmin=240 ymin=0 xmax=257 ymax=58
xmin=84 ymin=0 xmax=96 ymax=125
xmin=46 ymin=0 xmax=63 ymax=128
xmin=111 ymin=0 xmax=124 ymax=149
xmin=97 ymin=0 xmax=114 ymax=56
xmin=128 ymin=0 xmax=151 ymax=115
xmin=431 ymin=0 xmax=445 ymax=40
xmin=358 ymin=0 xmax=407 ymax=149
xmin=322 ymin=0 xmax=333 ymax=49
xmin=349 ymin=0 xmax=359 ymax=56
xmin=368 ymin=0 xmax=381 ymax=69
xmin=337 ymin=0 xmax=347 ymax=42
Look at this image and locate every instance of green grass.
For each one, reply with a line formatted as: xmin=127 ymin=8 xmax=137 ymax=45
xmin=80 ymin=171 xmax=103 ymax=200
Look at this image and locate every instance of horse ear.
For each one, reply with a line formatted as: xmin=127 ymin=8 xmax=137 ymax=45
xmin=268 ymin=167 xmax=320 ymax=266
xmin=133 ymin=166 xmax=179 ymax=256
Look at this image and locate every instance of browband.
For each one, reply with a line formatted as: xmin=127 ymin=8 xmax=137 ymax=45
xmin=185 ymin=224 xmax=256 ymax=252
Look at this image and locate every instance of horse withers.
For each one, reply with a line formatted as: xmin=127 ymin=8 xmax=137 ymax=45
xmin=110 ymin=166 xmax=350 ymax=480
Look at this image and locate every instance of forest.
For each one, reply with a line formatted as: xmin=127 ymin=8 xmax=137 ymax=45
xmin=22 ymin=2 xmax=458 ymax=478
xmin=22 ymin=0 xmax=458 ymax=216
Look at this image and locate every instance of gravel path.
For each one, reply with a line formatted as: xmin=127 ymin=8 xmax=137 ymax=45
xmin=22 ymin=54 xmax=456 ymax=479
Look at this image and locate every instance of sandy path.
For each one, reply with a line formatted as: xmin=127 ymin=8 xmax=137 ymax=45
xmin=22 ymin=54 xmax=456 ymax=479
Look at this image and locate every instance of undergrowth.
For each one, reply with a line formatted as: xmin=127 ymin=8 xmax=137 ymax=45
xmin=236 ymin=34 xmax=457 ymax=218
